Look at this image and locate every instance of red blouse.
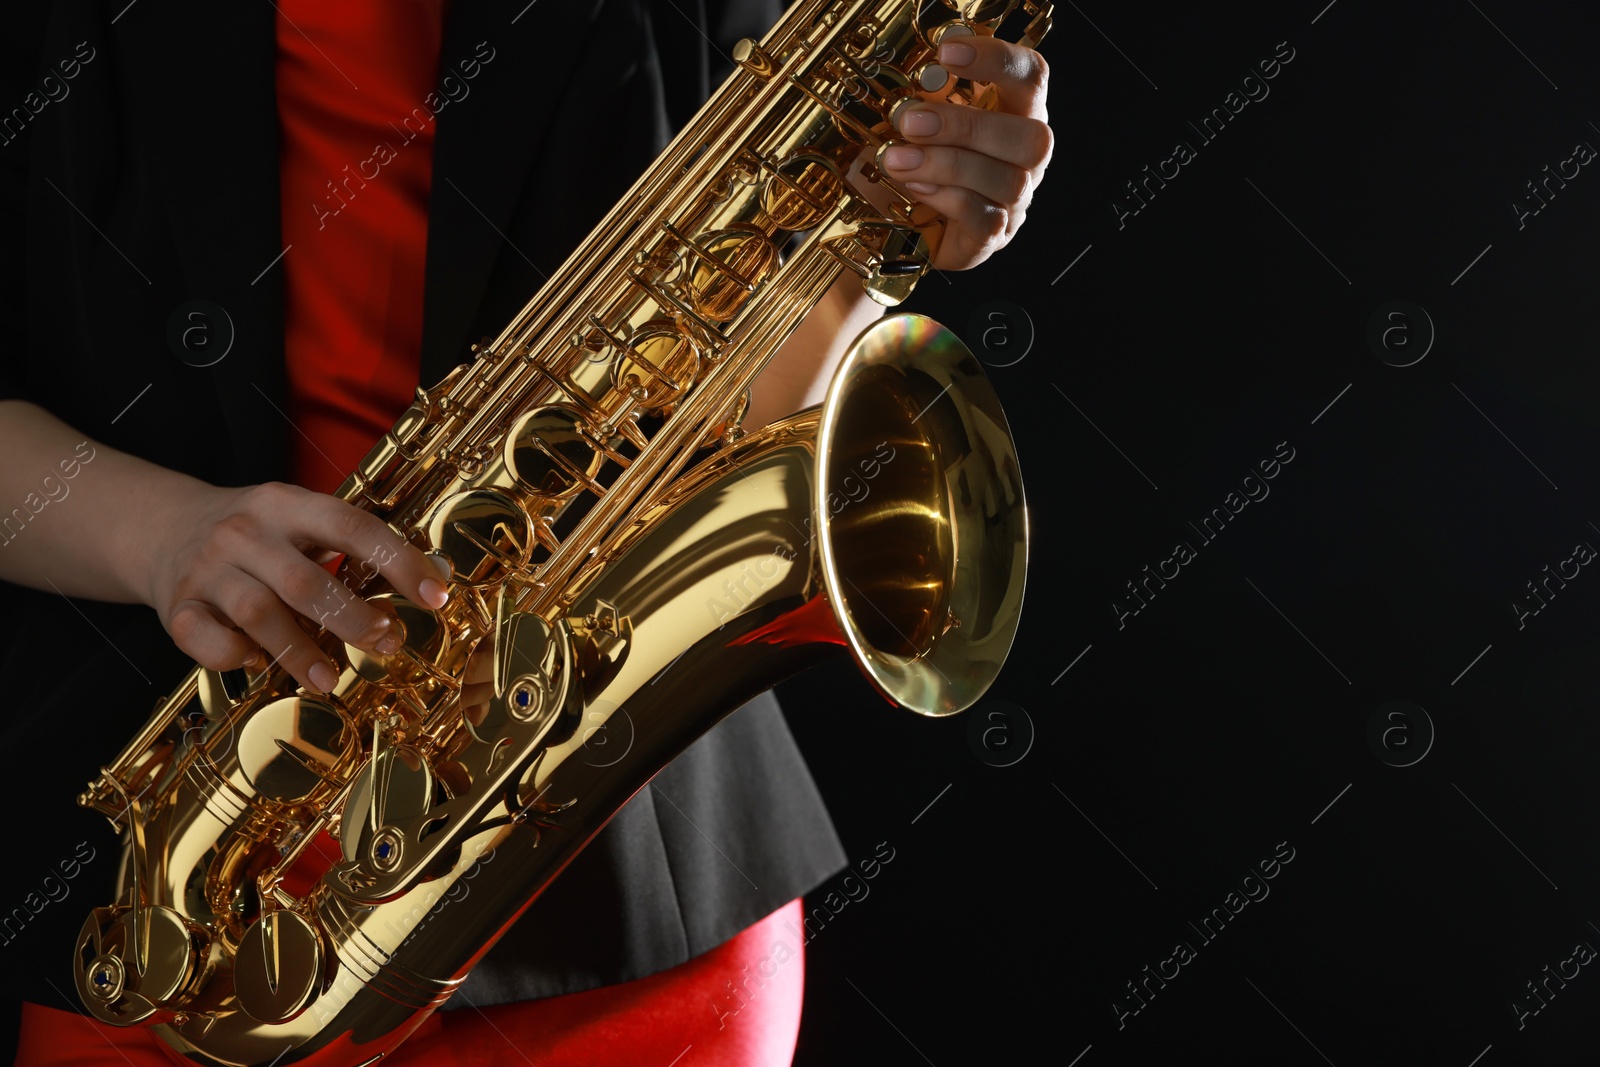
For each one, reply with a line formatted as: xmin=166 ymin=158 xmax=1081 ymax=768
xmin=276 ymin=0 xmax=441 ymax=494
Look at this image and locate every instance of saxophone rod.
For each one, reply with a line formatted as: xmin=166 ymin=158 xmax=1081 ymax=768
xmin=403 ymin=1 xmax=848 ymax=473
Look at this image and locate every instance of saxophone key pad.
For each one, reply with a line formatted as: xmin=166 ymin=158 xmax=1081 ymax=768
xmin=424 ymin=488 xmax=534 ymax=586
xmin=348 ymin=593 xmax=447 ymax=687
xmin=234 ymin=909 xmax=323 ymax=1024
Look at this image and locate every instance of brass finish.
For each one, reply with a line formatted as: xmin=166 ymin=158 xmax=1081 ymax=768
xmin=816 ymin=314 xmax=1027 ymax=716
xmin=732 ymin=37 xmax=778 ymax=80
xmin=234 ymin=910 xmax=323 ymax=1023
xmin=71 ymin=1 xmax=1049 ymax=1063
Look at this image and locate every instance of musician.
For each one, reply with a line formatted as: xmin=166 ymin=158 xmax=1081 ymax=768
xmin=0 ymin=1 xmax=1051 ymax=1063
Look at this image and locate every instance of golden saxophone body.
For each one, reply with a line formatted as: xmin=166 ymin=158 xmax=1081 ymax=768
xmin=71 ymin=1 xmax=1048 ymax=1062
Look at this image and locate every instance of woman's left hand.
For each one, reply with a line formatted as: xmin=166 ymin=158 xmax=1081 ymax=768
xmin=880 ymin=35 xmax=1053 ymax=271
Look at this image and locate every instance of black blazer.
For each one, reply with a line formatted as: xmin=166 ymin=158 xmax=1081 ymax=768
xmin=0 ymin=0 xmax=846 ymax=1038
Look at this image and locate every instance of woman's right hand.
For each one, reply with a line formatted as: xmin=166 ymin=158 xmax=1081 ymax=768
xmin=141 ymin=480 xmax=452 ymax=696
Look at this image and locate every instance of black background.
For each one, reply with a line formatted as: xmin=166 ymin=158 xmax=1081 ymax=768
xmin=784 ymin=2 xmax=1600 ymax=1065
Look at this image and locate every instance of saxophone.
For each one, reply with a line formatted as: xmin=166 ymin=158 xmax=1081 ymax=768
xmin=72 ymin=1 xmax=1046 ymax=1062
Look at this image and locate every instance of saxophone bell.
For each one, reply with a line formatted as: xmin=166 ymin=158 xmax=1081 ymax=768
xmin=814 ymin=312 xmax=1026 ymax=717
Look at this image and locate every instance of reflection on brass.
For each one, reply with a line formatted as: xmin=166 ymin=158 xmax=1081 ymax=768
xmin=70 ymin=1 xmax=1049 ymax=1063
xmin=234 ymin=910 xmax=323 ymax=1024
xmin=426 ymin=488 xmax=533 ymax=588
xmin=610 ymin=321 xmax=701 ymax=409
xmin=686 ymin=228 xmax=779 ymax=321
xmin=732 ymin=37 xmax=777 ymax=79
xmin=235 ymin=697 xmax=351 ymax=803
xmin=347 ymin=594 xmax=446 ymax=688
xmin=816 ymin=314 xmax=1026 ymax=715
xmin=504 ymin=405 xmax=604 ymax=499
xmin=762 ymin=154 xmax=847 ymax=232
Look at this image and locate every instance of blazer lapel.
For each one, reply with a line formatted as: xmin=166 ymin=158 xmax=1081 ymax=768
xmin=419 ymin=0 xmax=607 ymax=390
xmin=115 ymin=0 xmax=289 ymax=484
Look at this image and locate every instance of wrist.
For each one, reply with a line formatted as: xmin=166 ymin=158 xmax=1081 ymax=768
xmin=748 ymin=272 xmax=885 ymax=428
xmin=106 ymin=467 xmax=230 ymax=611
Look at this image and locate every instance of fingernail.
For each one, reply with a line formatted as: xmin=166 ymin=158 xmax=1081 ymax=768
xmin=367 ymin=615 xmax=401 ymax=654
xmin=309 ymin=661 xmax=338 ymax=694
xmin=897 ymin=107 xmax=940 ymax=137
xmin=939 ymin=41 xmax=976 ymax=67
xmin=883 ymin=145 xmax=923 ymax=170
xmin=419 ymin=577 xmax=449 ymax=609
xmin=906 ymin=181 xmax=939 ymax=195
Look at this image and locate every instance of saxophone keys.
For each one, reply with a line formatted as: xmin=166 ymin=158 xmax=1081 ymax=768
xmin=731 ymin=37 xmax=777 ymax=79
xmin=503 ymin=407 xmax=605 ymax=499
xmin=761 ymin=154 xmax=846 ymax=232
xmin=347 ymin=593 xmax=447 ymax=687
xmin=78 ymin=904 xmax=204 ymax=1022
xmin=912 ymin=61 xmax=951 ymax=93
xmin=680 ymin=228 xmax=779 ymax=321
xmin=925 ymin=19 xmax=976 ymax=50
xmin=842 ymin=218 xmax=934 ymax=304
xmin=339 ymin=744 xmax=437 ymax=867
xmin=196 ymin=666 xmax=251 ymax=724
xmin=235 ymin=696 xmax=355 ymax=804
xmin=1019 ymin=1 xmax=1055 ymax=50
xmin=233 ymin=909 xmax=323 ymax=1023
xmin=424 ymin=487 xmax=534 ymax=587
xmin=609 ymin=322 xmax=702 ymax=410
